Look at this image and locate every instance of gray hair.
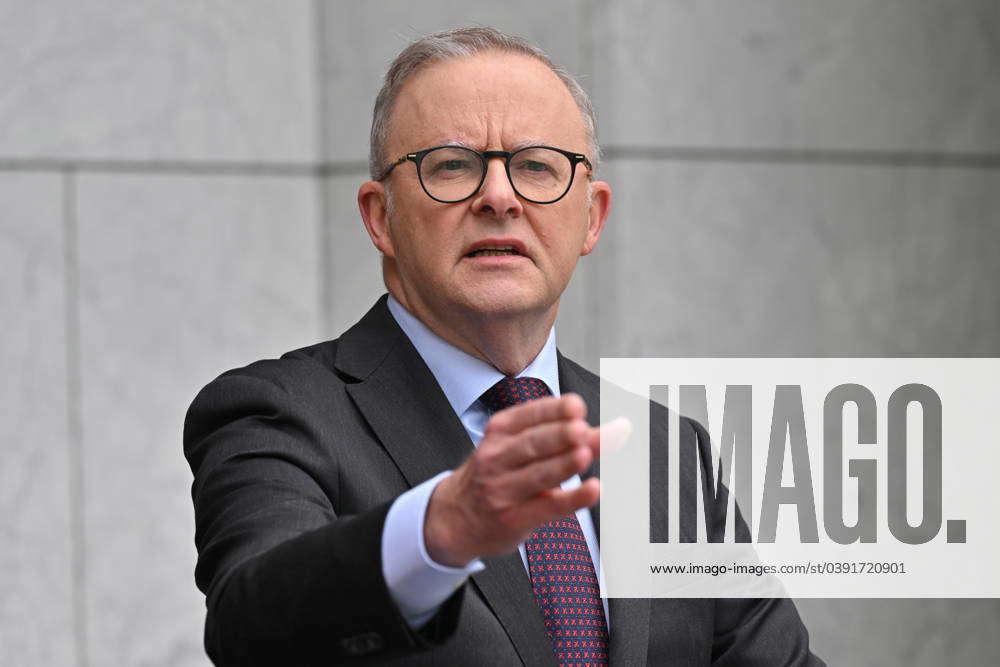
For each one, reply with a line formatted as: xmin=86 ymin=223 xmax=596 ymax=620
xmin=368 ymin=27 xmax=600 ymax=181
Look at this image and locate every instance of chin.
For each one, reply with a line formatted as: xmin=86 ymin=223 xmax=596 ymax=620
xmin=453 ymin=285 xmax=550 ymax=320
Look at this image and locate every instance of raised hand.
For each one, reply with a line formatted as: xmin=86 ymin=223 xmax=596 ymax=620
xmin=423 ymin=393 xmax=601 ymax=567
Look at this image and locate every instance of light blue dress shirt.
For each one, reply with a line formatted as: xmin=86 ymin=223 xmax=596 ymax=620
xmin=380 ymin=295 xmax=607 ymax=630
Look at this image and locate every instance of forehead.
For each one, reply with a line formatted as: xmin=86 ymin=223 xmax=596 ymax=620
xmin=387 ymin=52 xmax=587 ymax=153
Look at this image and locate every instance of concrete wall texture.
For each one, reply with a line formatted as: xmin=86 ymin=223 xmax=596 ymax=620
xmin=1 ymin=1 xmax=997 ymax=665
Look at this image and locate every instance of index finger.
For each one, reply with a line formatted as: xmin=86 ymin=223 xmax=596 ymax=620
xmin=486 ymin=393 xmax=587 ymax=436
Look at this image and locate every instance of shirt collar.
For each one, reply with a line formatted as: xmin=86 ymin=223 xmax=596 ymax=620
xmin=386 ymin=294 xmax=561 ymax=417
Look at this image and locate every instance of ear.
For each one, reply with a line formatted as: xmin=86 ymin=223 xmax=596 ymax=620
xmin=358 ymin=181 xmax=396 ymax=258
xmin=580 ymin=180 xmax=611 ymax=256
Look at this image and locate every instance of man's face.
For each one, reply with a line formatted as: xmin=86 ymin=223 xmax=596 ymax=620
xmin=361 ymin=52 xmax=610 ymax=329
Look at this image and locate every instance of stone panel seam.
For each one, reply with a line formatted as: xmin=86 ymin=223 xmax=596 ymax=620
xmin=602 ymin=146 xmax=1000 ymax=170
xmin=4 ymin=150 xmax=997 ymax=175
xmin=314 ymin=0 xmax=335 ymax=337
xmin=62 ymin=168 xmax=89 ymax=667
xmin=0 ymin=159 xmax=369 ymax=177
xmin=580 ymin=0 xmax=600 ymax=365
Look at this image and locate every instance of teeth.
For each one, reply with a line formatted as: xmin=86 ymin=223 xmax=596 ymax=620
xmin=474 ymin=250 xmax=514 ymax=256
xmin=469 ymin=246 xmax=519 ymax=257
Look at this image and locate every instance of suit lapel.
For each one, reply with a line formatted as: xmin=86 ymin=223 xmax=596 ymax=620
xmin=558 ymin=353 xmax=602 ymax=534
xmin=470 ymin=558 xmax=559 ymax=666
xmin=345 ymin=343 xmax=472 ymax=485
xmin=336 ymin=297 xmax=556 ymax=666
xmin=559 ymin=353 xmax=651 ymax=666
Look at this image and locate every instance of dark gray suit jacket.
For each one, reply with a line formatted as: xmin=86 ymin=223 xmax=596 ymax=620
xmin=184 ymin=295 xmax=823 ymax=665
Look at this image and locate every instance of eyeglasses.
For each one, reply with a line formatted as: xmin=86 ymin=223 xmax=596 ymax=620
xmin=377 ymin=145 xmax=592 ymax=204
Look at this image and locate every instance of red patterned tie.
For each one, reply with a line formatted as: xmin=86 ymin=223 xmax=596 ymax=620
xmin=480 ymin=377 xmax=609 ymax=666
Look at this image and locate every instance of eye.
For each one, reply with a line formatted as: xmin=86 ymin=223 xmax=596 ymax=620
xmin=513 ymin=159 xmax=556 ymax=176
xmin=434 ymin=159 xmax=472 ymax=172
xmin=518 ymin=160 xmax=550 ymax=173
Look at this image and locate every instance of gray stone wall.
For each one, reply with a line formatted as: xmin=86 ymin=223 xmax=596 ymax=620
xmin=2 ymin=2 xmax=997 ymax=665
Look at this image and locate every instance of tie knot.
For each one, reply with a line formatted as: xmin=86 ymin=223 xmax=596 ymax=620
xmin=480 ymin=376 xmax=552 ymax=413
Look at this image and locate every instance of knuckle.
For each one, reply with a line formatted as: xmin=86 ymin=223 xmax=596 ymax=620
xmin=470 ymin=475 xmax=491 ymax=499
xmin=476 ymin=442 xmax=503 ymax=470
xmin=563 ymin=420 xmax=584 ymax=442
xmin=519 ymin=435 xmax=537 ymax=461
xmin=485 ymin=497 xmax=505 ymax=514
xmin=563 ymin=393 xmax=586 ymax=416
xmin=484 ymin=414 xmax=507 ymax=436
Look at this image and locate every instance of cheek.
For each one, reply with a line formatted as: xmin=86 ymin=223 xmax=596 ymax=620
xmin=536 ymin=211 xmax=590 ymax=261
xmin=392 ymin=215 xmax=458 ymax=277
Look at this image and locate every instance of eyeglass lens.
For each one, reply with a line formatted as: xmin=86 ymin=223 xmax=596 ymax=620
xmin=419 ymin=146 xmax=573 ymax=203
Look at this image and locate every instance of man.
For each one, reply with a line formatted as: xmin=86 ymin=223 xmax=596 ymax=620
xmin=184 ymin=27 xmax=823 ymax=665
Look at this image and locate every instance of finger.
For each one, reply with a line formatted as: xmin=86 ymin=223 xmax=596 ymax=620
xmin=493 ymin=441 xmax=594 ymax=501
xmin=585 ymin=425 xmax=600 ymax=460
xmin=595 ymin=417 xmax=632 ymax=457
xmin=486 ymin=393 xmax=587 ymax=436
xmin=487 ymin=417 xmax=590 ymax=469
xmin=510 ymin=478 xmax=601 ymax=528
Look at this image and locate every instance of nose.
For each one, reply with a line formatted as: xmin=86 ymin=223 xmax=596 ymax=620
xmin=470 ymin=157 xmax=523 ymax=219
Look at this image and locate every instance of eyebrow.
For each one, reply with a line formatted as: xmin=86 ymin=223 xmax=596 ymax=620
xmin=430 ymin=138 xmax=475 ymax=150
xmin=430 ymin=137 xmax=553 ymax=152
xmin=508 ymin=138 xmax=548 ymax=151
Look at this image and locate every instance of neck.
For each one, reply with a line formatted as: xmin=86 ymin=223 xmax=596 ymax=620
xmin=387 ymin=284 xmax=556 ymax=377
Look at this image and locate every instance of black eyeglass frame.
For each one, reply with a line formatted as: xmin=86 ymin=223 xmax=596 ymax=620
xmin=377 ymin=145 xmax=593 ymax=204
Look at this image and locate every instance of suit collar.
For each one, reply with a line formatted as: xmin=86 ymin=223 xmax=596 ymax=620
xmin=333 ymin=294 xmax=403 ymax=381
xmin=384 ymin=294 xmax=561 ymax=419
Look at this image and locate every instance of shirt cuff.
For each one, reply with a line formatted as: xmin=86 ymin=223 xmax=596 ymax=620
xmin=381 ymin=470 xmax=486 ymax=629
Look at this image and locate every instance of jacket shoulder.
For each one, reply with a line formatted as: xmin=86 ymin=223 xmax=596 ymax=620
xmin=183 ymin=339 xmax=347 ymax=444
xmin=210 ymin=339 xmax=343 ymax=393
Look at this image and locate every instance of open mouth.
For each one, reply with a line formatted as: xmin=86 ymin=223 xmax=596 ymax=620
xmin=466 ymin=245 xmax=521 ymax=258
